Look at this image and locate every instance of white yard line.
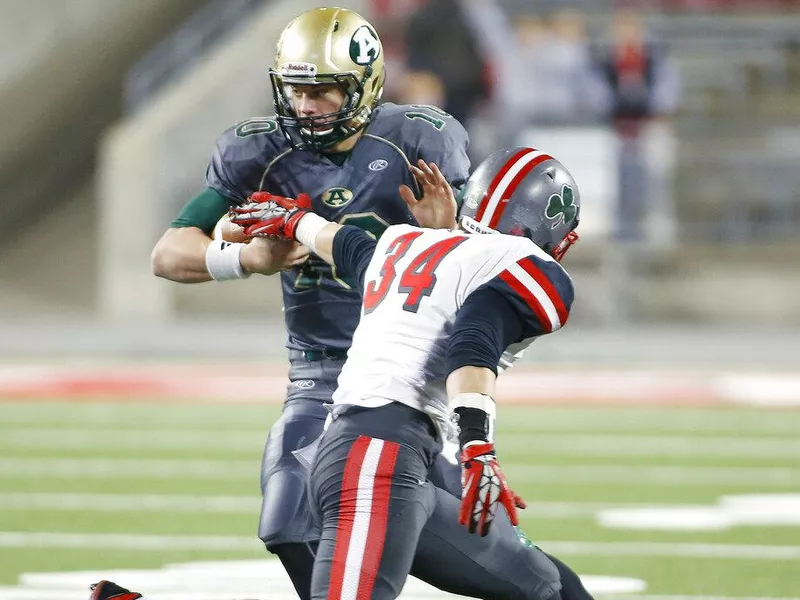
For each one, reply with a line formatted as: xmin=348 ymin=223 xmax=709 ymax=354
xmin=0 ymin=532 xmax=259 ymax=551
xmin=2 ymin=406 xmax=798 ymax=434
xmin=539 ymin=541 xmax=800 ymax=560
xmin=3 ymin=430 xmax=800 ymax=459
xmin=0 ymin=458 xmax=255 ymax=479
xmin=1 ymin=533 xmax=799 ymax=560
xmin=1 ymin=459 xmax=798 ymax=485
xmin=505 ymin=464 xmax=800 ymax=486
xmin=0 ymin=558 xmax=646 ymax=600
xmin=0 ymin=429 xmax=261 ymax=450
xmin=0 ymin=493 xmax=260 ymax=512
xmin=0 ymin=493 xmax=623 ymax=516
xmin=499 ymin=434 xmax=800 ymax=459
xmin=621 ymin=597 xmax=800 ymax=600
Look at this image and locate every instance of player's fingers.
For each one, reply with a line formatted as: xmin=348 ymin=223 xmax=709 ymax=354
xmin=230 ymin=202 xmax=257 ymax=213
xmin=249 ymin=191 xmax=275 ymax=203
xmin=458 ymin=494 xmax=471 ymax=528
xmin=459 ymin=485 xmax=479 ymax=530
xmin=417 ymin=158 xmax=435 ymax=178
xmin=500 ymin=492 xmax=521 ymax=526
xmin=287 ymin=255 xmax=309 ymax=266
xmin=479 ymin=481 xmax=499 ymax=536
xmin=408 ymin=164 xmax=428 ymax=185
xmin=418 ymin=161 xmax=438 ymax=188
xmin=477 ymin=502 xmax=491 ymax=537
xmin=429 ymin=162 xmax=451 ymax=193
xmin=287 ymin=246 xmax=310 ymax=261
xmin=399 ymin=184 xmax=418 ymax=207
xmin=429 ymin=161 xmax=446 ymax=183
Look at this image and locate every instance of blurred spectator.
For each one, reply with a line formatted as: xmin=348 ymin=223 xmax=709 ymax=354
xmin=367 ymin=0 xmax=428 ymax=103
xmin=594 ymin=9 xmax=681 ymax=248
xmin=508 ymin=10 xmax=606 ymax=125
xmin=393 ymin=69 xmax=446 ymax=107
xmin=401 ymin=0 xmax=495 ymax=125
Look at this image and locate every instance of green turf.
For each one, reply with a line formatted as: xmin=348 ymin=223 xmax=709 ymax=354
xmin=0 ymin=400 xmax=798 ymax=597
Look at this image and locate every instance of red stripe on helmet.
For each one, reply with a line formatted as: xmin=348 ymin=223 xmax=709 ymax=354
xmin=487 ymin=154 xmax=552 ymax=229
xmin=474 ymin=148 xmax=536 ymax=222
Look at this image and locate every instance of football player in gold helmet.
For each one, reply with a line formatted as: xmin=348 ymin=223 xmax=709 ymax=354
xmin=152 ymin=7 xmax=589 ymax=600
xmin=269 ymin=7 xmax=386 ymax=151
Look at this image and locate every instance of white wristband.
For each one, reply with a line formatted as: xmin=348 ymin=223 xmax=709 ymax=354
xmin=205 ymin=240 xmax=250 ymax=281
xmin=450 ymin=393 xmax=496 ymax=445
xmin=294 ymin=213 xmax=330 ymax=253
xmin=450 ymin=393 xmax=496 ymax=418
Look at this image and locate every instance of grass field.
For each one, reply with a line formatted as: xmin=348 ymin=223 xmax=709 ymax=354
xmin=0 ymin=400 xmax=798 ymax=599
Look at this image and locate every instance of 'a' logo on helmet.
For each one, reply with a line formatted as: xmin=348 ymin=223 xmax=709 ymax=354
xmin=321 ymin=187 xmax=354 ymax=207
xmin=545 ymin=185 xmax=577 ymax=229
xmin=350 ymin=25 xmax=380 ymax=65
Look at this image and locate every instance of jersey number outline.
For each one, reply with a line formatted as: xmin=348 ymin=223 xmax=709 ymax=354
xmin=235 ymin=117 xmax=278 ymax=138
xmin=363 ymin=232 xmax=467 ymax=314
xmin=404 ymin=104 xmax=451 ymax=131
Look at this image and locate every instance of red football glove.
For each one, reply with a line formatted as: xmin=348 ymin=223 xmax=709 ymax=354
xmin=459 ymin=441 xmax=526 ymax=536
xmin=229 ymin=191 xmax=312 ymax=239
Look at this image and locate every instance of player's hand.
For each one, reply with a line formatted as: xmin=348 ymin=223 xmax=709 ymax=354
xmin=230 ymin=192 xmax=312 ymax=239
xmin=459 ymin=441 xmax=526 ymax=536
xmin=239 ymin=238 xmax=309 ymax=276
xmin=399 ymin=159 xmax=457 ymax=230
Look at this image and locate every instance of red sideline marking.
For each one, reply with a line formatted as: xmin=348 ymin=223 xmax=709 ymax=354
xmin=0 ymin=365 xmax=797 ymax=407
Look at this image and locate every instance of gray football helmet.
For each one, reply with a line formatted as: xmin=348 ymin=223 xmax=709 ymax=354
xmin=458 ymin=147 xmax=580 ymax=261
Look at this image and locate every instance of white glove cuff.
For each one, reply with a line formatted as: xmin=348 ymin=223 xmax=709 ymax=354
xmin=294 ymin=213 xmax=330 ymax=253
xmin=450 ymin=393 xmax=496 ymax=418
xmin=205 ymin=240 xmax=250 ymax=281
xmin=450 ymin=393 xmax=496 ymax=445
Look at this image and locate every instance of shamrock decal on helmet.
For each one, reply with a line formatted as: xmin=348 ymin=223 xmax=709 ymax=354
xmin=545 ymin=184 xmax=577 ymax=229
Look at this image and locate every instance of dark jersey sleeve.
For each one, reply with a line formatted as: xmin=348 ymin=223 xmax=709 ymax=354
xmin=331 ymin=225 xmax=378 ymax=291
xmin=445 ymin=254 xmax=574 ymax=374
xmin=204 ymin=133 xmax=248 ymax=204
xmin=203 ymin=121 xmax=285 ymax=205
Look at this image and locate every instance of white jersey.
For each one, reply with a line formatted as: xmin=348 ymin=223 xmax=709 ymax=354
xmin=333 ymin=224 xmax=573 ymax=439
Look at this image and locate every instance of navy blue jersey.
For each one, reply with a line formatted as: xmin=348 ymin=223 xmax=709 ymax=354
xmin=204 ymin=103 xmax=470 ymax=351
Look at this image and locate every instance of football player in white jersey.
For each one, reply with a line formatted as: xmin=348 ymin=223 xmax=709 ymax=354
xmin=228 ymin=147 xmax=583 ymax=600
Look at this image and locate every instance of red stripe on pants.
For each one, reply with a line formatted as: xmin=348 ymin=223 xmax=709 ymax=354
xmin=356 ymin=441 xmax=400 ymax=599
xmin=327 ymin=436 xmax=372 ymax=600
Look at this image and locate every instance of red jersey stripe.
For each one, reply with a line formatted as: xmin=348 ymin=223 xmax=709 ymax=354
xmin=499 ymin=270 xmax=553 ymax=333
xmin=517 ymin=258 xmax=569 ymax=326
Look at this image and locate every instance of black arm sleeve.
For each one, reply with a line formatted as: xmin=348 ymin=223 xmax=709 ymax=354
xmin=445 ymin=286 xmax=526 ymax=376
xmin=331 ymin=225 xmax=378 ymax=291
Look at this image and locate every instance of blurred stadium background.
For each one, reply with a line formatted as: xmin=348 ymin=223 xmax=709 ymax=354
xmin=0 ymin=0 xmax=798 ymax=598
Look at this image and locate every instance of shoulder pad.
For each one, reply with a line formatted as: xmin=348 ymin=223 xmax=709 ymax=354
xmin=205 ymin=116 xmax=289 ymax=203
xmin=368 ymin=103 xmax=467 ymax=147
xmin=217 ymin=116 xmax=288 ymax=162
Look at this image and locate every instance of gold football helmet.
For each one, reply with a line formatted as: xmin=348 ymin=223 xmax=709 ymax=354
xmin=269 ymin=7 xmax=385 ymax=150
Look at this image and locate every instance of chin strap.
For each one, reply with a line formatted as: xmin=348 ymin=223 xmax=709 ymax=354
xmin=552 ymin=230 xmax=579 ymax=262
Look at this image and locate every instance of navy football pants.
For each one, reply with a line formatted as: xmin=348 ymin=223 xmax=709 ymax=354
xmin=308 ymin=402 xmax=563 ymax=600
